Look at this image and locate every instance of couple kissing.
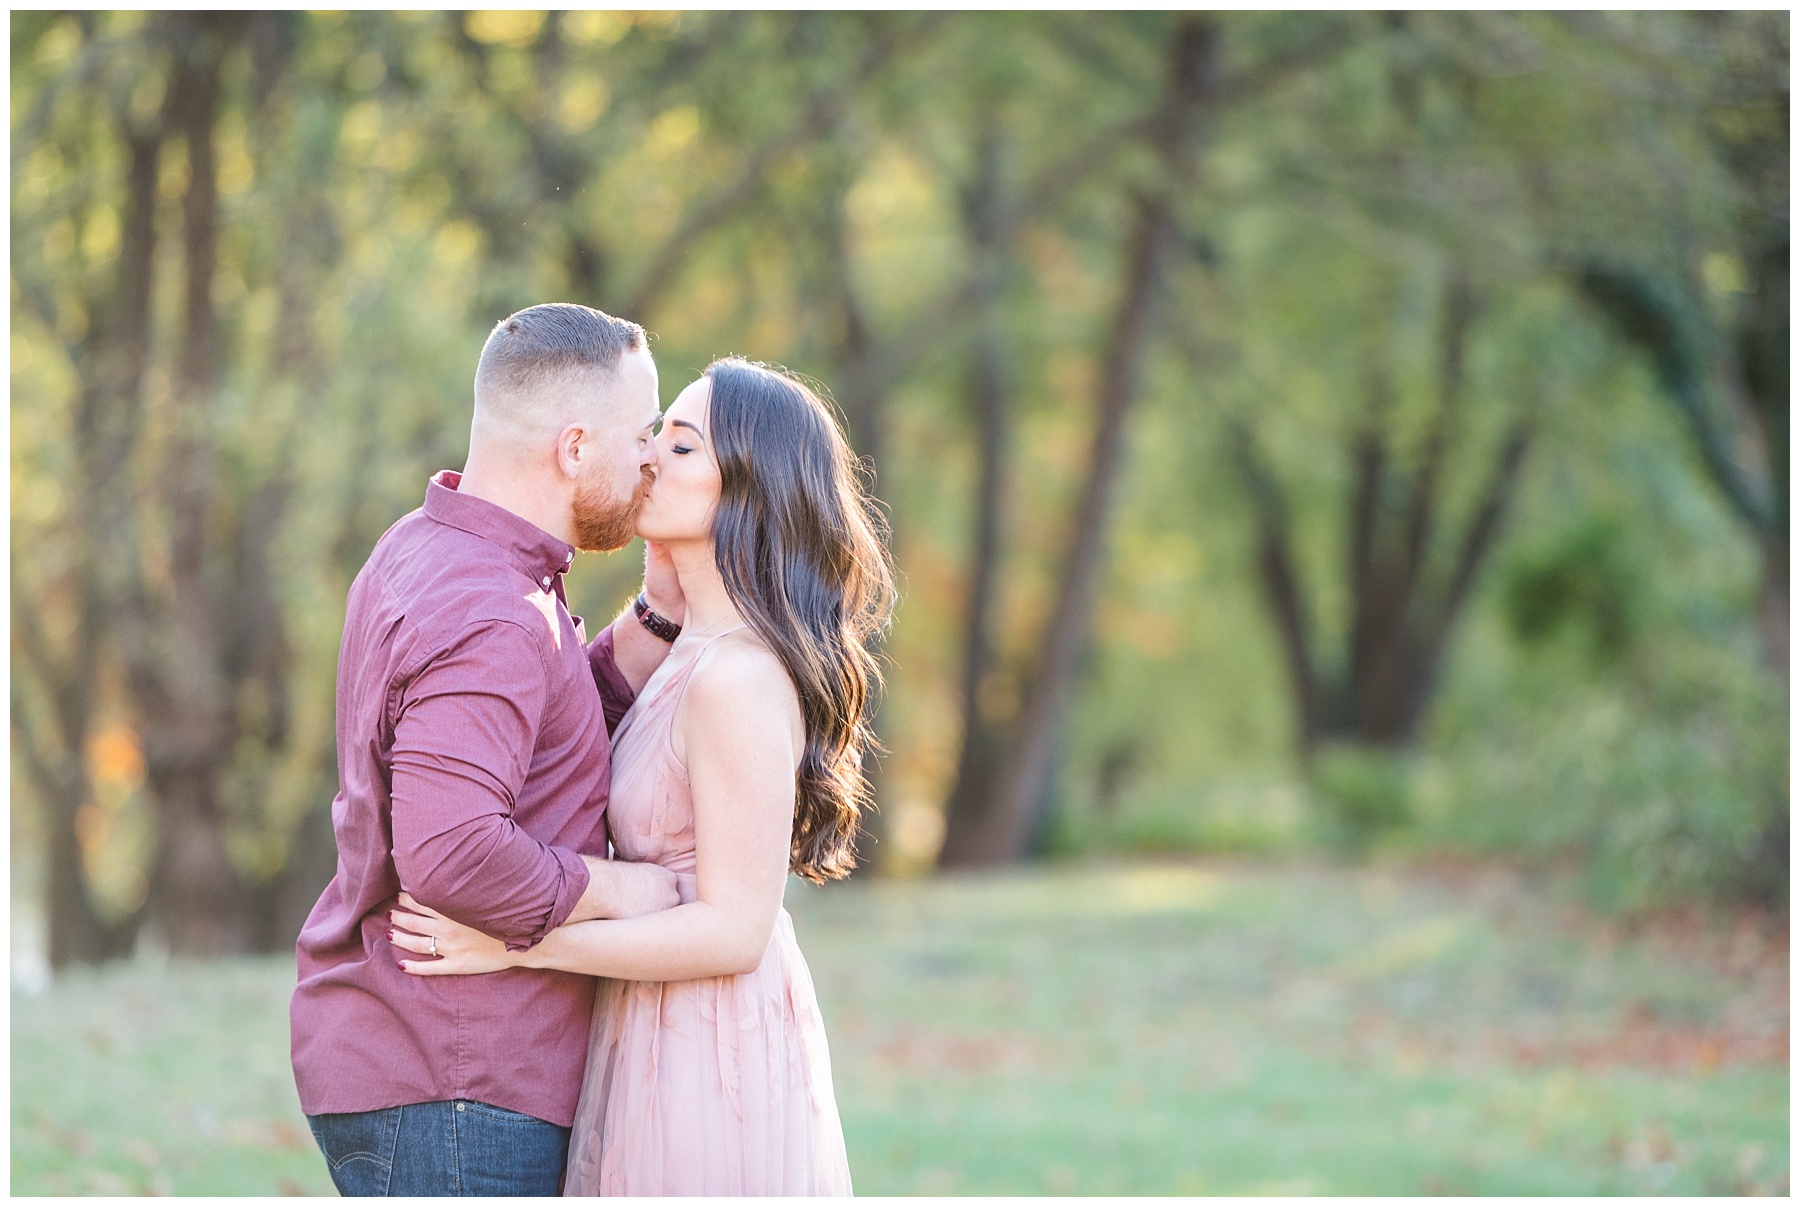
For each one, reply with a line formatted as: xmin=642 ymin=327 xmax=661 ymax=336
xmin=290 ymin=303 xmax=892 ymax=1196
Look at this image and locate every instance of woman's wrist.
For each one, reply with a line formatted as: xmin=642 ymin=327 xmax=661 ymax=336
xmin=514 ymin=931 xmax=556 ymax=970
xmin=634 ymin=591 xmax=683 ymax=642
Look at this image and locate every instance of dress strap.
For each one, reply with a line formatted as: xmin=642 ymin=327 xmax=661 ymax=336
xmin=663 ymin=623 xmax=755 ymax=767
xmin=674 ymin=623 xmax=751 ymax=688
xmin=618 ymin=624 xmax=748 ymax=729
xmin=680 ymin=621 xmax=749 ymax=649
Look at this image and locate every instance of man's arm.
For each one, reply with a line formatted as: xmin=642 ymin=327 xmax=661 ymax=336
xmin=390 ymin=619 xmax=588 ymax=948
xmin=587 ymin=624 xmax=638 ymax=736
xmin=394 ymin=642 xmax=802 ymax=981
xmin=522 ymin=644 xmax=800 ymax=977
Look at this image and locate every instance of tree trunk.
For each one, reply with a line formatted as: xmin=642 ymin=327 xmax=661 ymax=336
xmin=1744 ymin=236 xmax=1788 ymax=680
xmin=225 ymin=24 xmax=331 ymax=947
xmin=936 ymin=320 xmax=1012 ymax=856
xmin=813 ymin=150 xmax=895 ymax=877
xmin=1758 ymin=542 xmax=1788 ymax=677
xmin=938 ymin=125 xmax=1021 ymax=863
xmin=980 ymin=195 xmax=1172 ymax=860
xmin=47 ymin=790 xmax=140 ymax=964
xmin=1230 ymin=272 xmax=1533 ymax=764
xmin=13 ymin=35 xmax=172 ymax=968
xmin=1574 ymin=259 xmax=1785 ymax=676
xmin=943 ymin=19 xmax=1221 ymax=866
xmin=13 ymin=674 xmax=142 ymax=967
xmin=1226 ymin=420 xmax=1322 ymax=758
xmin=145 ymin=765 xmax=254 ymax=953
xmin=134 ymin=13 xmax=255 ymax=955
xmin=621 ymin=18 xmax=920 ymax=323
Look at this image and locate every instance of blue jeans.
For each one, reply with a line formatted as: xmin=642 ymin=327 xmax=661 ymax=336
xmin=306 ymin=1099 xmax=570 ymax=1196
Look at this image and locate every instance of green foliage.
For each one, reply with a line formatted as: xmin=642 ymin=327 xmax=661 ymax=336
xmin=1040 ymin=14 xmax=1784 ymax=905
xmin=1502 ymin=514 xmax=1646 ymax=664
xmin=1311 ymin=744 xmax=1417 ymax=850
xmin=9 ymin=12 xmax=1786 ymax=938
xmin=1432 ymin=619 xmax=1785 ymax=913
xmin=1411 ymin=281 xmax=1787 ymax=914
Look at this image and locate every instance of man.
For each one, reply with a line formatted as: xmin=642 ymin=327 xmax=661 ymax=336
xmin=291 ymin=303 xmax=688 ymax=1196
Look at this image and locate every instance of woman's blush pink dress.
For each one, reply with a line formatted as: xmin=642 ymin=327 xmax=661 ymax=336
xmin=563 ymin=629 xmax=854 ymax=1196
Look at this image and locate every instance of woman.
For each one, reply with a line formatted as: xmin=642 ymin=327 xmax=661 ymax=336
xmin=387 ymin=358 xmax=893 ymax=1195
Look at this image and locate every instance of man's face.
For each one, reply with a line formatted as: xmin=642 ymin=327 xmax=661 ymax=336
xmin=571 ymin=345 xmax=662 ymax=552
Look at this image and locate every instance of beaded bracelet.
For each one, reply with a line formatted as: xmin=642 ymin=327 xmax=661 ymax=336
xmin=633 ymin=592 xmax=682 ymax=642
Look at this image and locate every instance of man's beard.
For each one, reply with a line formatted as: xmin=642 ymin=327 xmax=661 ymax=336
xmin=573 ymin=465 xmax=654 ymax=552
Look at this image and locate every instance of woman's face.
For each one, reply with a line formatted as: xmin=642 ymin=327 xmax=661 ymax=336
xmin=635 ymin=374 xmax=721 ymax=544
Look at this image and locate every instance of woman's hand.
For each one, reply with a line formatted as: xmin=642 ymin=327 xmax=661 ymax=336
xmin=643 ymin=540 xmax=686 ymax=625
xmin=389 ymin=893 xmax=518 ymax=976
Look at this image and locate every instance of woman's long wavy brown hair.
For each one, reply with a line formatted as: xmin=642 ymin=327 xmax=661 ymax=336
xmin=704 ymin=358 xmax=896 ymax=882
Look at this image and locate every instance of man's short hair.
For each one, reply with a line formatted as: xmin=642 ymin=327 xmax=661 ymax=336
xmin=473 ymin=303 xmax=646 ymax=429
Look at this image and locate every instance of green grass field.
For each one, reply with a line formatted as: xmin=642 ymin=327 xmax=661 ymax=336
xmin=12 ymin=859 xmax=1788 ymax=1195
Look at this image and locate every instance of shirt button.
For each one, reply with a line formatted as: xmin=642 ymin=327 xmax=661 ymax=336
xmin=565 ymin=551 xmax=573 ymax=563
xmin=542 ymin=577 xmax=551 ymax=588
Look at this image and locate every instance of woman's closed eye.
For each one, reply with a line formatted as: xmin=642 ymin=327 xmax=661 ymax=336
xmin=672 ymin=443 xmax=695 ymax=455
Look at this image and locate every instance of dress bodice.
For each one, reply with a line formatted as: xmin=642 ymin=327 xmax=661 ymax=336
xmin=605 ymin=626 xmax=747 ymax=902
xmin=564 ymin=619 xmax=854 ymax=1195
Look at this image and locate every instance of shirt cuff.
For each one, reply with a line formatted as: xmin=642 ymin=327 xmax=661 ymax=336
xmin=588 ymin=622 xmax=637 ymax=736
xmin=506 ymin=843 xmax=592 ymax=952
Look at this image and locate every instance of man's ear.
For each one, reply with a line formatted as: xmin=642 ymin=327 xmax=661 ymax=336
xmin=554 ymin=422 xmax=587 ymax=481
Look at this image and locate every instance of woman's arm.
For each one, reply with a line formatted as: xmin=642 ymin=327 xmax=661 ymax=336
xmin=602 ymin=541 xmax=687 ymax=699
xmin=393 ymin=638 xmax=803 ymax=982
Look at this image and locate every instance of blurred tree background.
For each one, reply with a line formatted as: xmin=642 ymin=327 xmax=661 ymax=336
xmin=11 ymin=11 xmax=1788 ymax=970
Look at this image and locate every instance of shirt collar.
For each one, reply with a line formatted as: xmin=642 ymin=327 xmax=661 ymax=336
xmin=422 ymin=470 xmax=576 ymax=589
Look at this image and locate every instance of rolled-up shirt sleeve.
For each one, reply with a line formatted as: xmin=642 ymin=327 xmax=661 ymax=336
xmin=390 ymin=618 xmax=591 ymax=949
xmin=587 ymin=622 xmax=637 ymax=736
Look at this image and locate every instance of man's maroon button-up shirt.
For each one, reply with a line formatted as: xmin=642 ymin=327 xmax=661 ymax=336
xmin=291 ymin=470 xmax=635 ymax=1128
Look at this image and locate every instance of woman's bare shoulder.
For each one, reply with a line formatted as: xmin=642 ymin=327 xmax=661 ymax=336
xmin=685 ymin=629 xmax=799 ymax=720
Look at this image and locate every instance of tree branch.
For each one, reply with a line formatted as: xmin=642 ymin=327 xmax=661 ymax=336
xmin=622 ymin=17 xmax=942 ymax=319
xmin=987 ymin=17 xmax=1223 ymax=859
xmin=1229 ymin=419 xmax=1320 ymax=753
xmin=1439 ymin=418 xmax=1533 ymax=628
xmin=11 ymin=563 xmax=88 ymax=765
xmin=1346 ymin=366 xmax=1391 ymax=705
xmin=12 ymin=30 xmax=120 ymax=178
xmin=1402 ymin=268 xmax=1478 ymax=586
xmin=1575 ymin=262 xmax=1773 ymax=535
